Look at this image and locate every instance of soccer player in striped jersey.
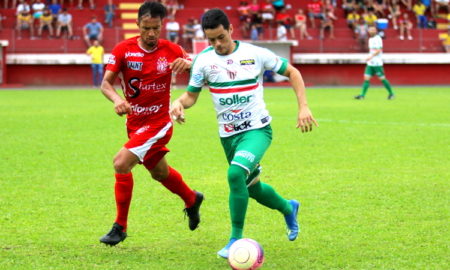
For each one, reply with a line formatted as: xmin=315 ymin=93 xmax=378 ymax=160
xmin=171 ymin=8 xmax=318 ymax=258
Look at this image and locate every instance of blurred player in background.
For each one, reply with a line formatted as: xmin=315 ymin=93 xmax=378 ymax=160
xmin=171 ymin=8 xmax=317 ymax=258
xmin=355 ymin=26 xmax=395 ymax=100
xmin=99 ymin=1 xmax=203 ymax=246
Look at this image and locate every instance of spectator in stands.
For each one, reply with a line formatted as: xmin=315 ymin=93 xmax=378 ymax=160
xmin=249 ymin=0 xmax=261 ymax=14
xmin=363 ymin=7 xmax=378 ymax=26
xmin=4 ymin=0 xmax=17 ymax=9
xmin=412 ymin=0 xmax=428 ymax=28
xmin=439 ymin=28 xmax=450 ymax=52
xmin=182 ymin=18 xmax=196 ymax=51
xmin=400 ymin=0 xmax=412 ymax=10
xmin=162 ymin=0 xmax=178 ymax=17
xmin=276 ymin=7 xmax=295 ymax=38
xmin=272 ymin=0 xmax=285 ymax=12
xmin=251 ymin=9 xmax=264 ymax=39
xmin=56 ymin=8 xmax=73 ymax=39
xmin=342 ymin=0 xmax=356 ymax=16
xmin=77 ymin=0 xmax=95 ymax=10
xmin=347 ymin=8 xmax=361 ymax=31
xmin=320 ymin=7 xmax=335 ymax=39
xmin=307 ymin=0 xmax=325 ymax=28
xmin=398 ymin=12 xmax=413 ymax=39
xmin=295 ymin=9 xmax=313 ymax=39
xmin=389 ymin=0 xmax=401 ymax=29
xmin=83 ymin=16 xmax=103 ymax=47
xmin=324 ymin=0 xmax=338 ymax=20
xmin=16 ymin=0 xmax=31 ymax=15
xmin=432 ymin=0 xmax=449 ymax=16
xmin=38 ymin=8 xmax=54 ymax=38
xmin=165 ymin=15 xmax=180 ymax=44
xmin=250 ymin=24 xmax=259 ymax=40
xmin=261 ymin=0 xmax=275 ymax=25
xmin=355 ymin=17 xmax=369 ymax=51
xmin=86 ymin=39 xmax=104 ymax=87
xmin=237 ymin=1 xmax=251 ymax=38
xmin=32 ymin=0 xmax=46 ymax=21
xmin=16 ymin=10 xmax=34 ymax=39
xmin=193 ymin=19 xmax=204 ymax=40
xmin=372 ymin=0 xmax=387 ymax=17
xmin=276 ymin=21 xmax=288 ymax=40
xmin=104 ymin=0 xmax=116 ymax=28
xmin=48 ymin=0 xmax=61 ymax=24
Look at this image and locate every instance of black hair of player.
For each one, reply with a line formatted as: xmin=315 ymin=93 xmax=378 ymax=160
xmin=138 ymin=1 xmax=167 ymax=21
xmin=201 ymin=8 xmax=230 ymax=31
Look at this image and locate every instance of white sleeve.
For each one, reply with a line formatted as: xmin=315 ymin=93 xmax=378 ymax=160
xmin=258 ymin=47 xmax=289 ymax=75
xmin=187 ymin=55 xmax=205 ymax=92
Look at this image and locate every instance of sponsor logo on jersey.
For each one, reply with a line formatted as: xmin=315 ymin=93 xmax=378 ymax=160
xmin=224 ymin=121 xmax=252 ymax=133
xmin=135 ymin=125 xmax=150 ymax=135
xmin=227 ymin=69 xmax=237 ymax=80
xmin=140 ymin=82 xmax=167 ymax=93
xmin=227 ymin=59 xmax=233 ymax=65
xmin=131 ymin=104 xmax=163 ymax=115
xmin=192 ymin=73 xmax=203 ymax=84
xmin=157 ymin=57 xmax=169 ymax=73
xmin=125 ymin=52 xmax=144 ymax=58
xmin=107 ymin=55 xmax=116 ymax=65
xmin=210 ymin=65 xmax=218 ymax=70
xmin=127 ymin=61 xmax=143 ymax=71
xmin=240 ymin=59 xmax=255 ymax=65
xmin=219 ymin=94 xmax=253 ymax=106
xmin=221 ymin=110 xmax=252 ymax=121
xmin=235 ymin=150 xmax=255 ymax=162
xmin=261 ymin=116 xmax=270 ymax=124
xmin=127 ymin=77 xmax=141 ymax=98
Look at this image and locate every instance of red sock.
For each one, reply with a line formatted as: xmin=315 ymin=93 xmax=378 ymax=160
xmin=114 ymin=172 xmax=134 ymax=231
xmin=161 ymin=167 xmax=196 ymax=208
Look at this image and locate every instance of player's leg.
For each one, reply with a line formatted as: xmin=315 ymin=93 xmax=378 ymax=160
xmin=100 ymin=147 xmax=139 ymax=246
xmin=376 ymin=67 xmax=395 ymax=99
xmin=355 ymin=66 xmax=372 ymax=99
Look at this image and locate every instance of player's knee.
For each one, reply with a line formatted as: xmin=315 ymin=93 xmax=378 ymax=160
xmin=227 ymin=165 xmax=248 ymax=193
xmin=113 ymin=156 xmax=132 ymax=174
xmin=150 ymin=169 xmax=168 ymax=182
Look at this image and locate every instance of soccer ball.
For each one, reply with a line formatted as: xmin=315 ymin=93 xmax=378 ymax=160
xmin=228 ymin=238 xmax=264 ymax=270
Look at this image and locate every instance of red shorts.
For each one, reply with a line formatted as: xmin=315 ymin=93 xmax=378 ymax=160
xmin=124 ymin=121 xmax=173 ymax=170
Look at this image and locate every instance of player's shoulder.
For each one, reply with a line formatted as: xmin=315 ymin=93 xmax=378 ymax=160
xmin=158 ymin=39 xmax=183 ymax=52
xmin=114 ymin=36 xmax=139 ymax=50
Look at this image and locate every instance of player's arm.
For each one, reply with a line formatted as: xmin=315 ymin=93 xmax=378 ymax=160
xmin=366 ymin=48 xmax=381 ymax=61
xmin=283 ymin=64 xmax=318 ymax=133
xmin=170 ymin=91 xmax=200 ymax=124
xmin=100 ymin=70 xmax=131 ymax=116
xmin=169 ymin=58 xmax=191 ymax=74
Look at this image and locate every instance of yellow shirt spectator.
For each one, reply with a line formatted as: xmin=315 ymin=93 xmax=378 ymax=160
xmin=18 ymin=13 xmax=32 ymax=24
xmin=347 ymin=13 xmax=361 ymax=21
xmin=412 ymin=3 xmax=426 ymax=16
xmin=363 ymin=14 xmax=378 ymax=26
xmin=87 ymin=45 xmax=104 ymax=64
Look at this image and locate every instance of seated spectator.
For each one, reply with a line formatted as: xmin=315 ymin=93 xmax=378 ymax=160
xmin=32 ymin=0 xmax=45 ymax=20
xmin=249 ymin=0 xmax=261 ymax=14
xmin=104 ymin=0 xmax=116 ymax=28
xmin=48 ymin=0 xmax=61 ymax=23
xmin=324 ymin=0 xmax=338 ymax=20
xmin=272 ymin=0 xmax=285 ymax=12
xmin=354 ymin=17 xmax=368 ymax=51
xmin=56 ymin=8 xmax=73 ymax=38
xmin=4 ymin=0 xmax=17 ymax=9
xmin=161 ymin=0 xmax=178 ymax=16
xmin=307 ymin=0 xmax=325 ymax=28
xmin=16 ymin=10 xmax=34 ymax=39
xmin=276 ymin=21 xmax=288 ymax=40
xmin=276 ymin=7 xmax=295 ymax=38
xmin=237 ymin=1 xmax=251 ymax=38
xmin=182 ymin=18 xmax=196 ymax=51
xmin=372 ymin=0 xmax=387 ymax=17
xmin=250 ymin=24 xmax=259 ymax=40
xmin=38 ymin=8 xmax=53 ymax=38
xmin=320 ymin=8 xmax=335 ymax=39
xmin=439 ymin=28 xmax=450 ymax=52
xmin=363 ymin=7 xmax=378 ymax=26
xmin=400 ymin=0 xmax=412 ymax=10
xmin=193 ymin=19 xmax=204 ymax=40
xmin=83 ymin=16 xmax=103 ymax=47
xmin=389 ymin=0 xmax=401 ymax=29
xmin=251 ymin=10 xmax=264 ymax=40
xmin=16 ymin=0 xmax=31 ymax=16
xmin=412 ymin=0 xmax=428 ymax=28
xmin=398 ymin=12 xmax=413 ymax=40
xmin=78 ymin=0 xmax=95 ymax=10
xmin=295 ymin=9 xmax=313 ymax=39
xmin=342 ymin=0 xmax=356 ymax=16
xmin=347 ymin=9 xmax=361 ymax=31
xmin=165 ymin=16 xmax=180 ymax=44
xmin=260 ymin=0 xmax=275 ymax=25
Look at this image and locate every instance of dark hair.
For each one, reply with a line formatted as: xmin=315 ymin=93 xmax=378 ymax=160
xmin=138 ymin=1 xmax=167 ymax=21
xmin=201 ymin=8 xmax=230 ymax=31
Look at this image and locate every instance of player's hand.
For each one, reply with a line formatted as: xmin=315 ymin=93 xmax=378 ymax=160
xmin=297 ymin=106 xmax=318 ymax=133
xmin=169 ymin=58 xmax=192 ymax=74
xmin=114 ymin=99 xmax=132 ymax=116
xmin=170 ymin=100 xmax=186 ymax=124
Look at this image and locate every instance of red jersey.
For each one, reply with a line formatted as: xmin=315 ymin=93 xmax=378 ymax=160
xmin=106 ymin=37 xmax=189 ymax=131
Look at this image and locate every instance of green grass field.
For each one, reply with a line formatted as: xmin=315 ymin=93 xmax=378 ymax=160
xmin=0 ymin=87 xmax=449 ymax=269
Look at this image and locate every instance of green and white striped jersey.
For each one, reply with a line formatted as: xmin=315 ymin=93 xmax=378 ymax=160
xmin=187 ymin=41 xmax=288 ymax=137
xmin=368 ymin=35 xmax=383 ymax=66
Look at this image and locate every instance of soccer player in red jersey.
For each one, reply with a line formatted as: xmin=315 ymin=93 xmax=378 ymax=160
xmin=99 ymin=1 xmax=203 ymax=246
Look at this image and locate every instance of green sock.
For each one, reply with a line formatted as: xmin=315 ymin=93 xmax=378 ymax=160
xmin=360 ymin=80 xmax=370 ymax=96
xmin=382 ymin=79 xmax=394 ymax=95
xmin=227 ymin=165 xmax=249 ymax=240
xmin=248 ymin=181 xmax=292 ymax=216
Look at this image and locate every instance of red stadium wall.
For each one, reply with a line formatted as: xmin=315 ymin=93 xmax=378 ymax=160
xmin=6 ymin=63 xmax=450 ymax=86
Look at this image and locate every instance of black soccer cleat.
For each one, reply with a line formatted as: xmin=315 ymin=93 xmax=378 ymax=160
xmin=184 ymin=191 xmax=204 ymax=231
xmin=100 ymin=222 xmax=127 ymax=246
xmin=387 ymin=94 xmax=395 ymax=100
xmin=354 ymin=95 xmax=365 ymax=100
